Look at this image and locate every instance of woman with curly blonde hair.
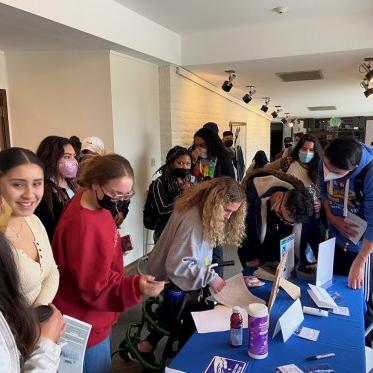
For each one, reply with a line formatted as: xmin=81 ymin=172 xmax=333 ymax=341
xmin=137 ymin=176 xmax=246 ymax=359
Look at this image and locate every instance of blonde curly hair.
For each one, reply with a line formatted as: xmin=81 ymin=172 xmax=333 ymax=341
xmin=174 ymin=177 xmax=246 ymax=247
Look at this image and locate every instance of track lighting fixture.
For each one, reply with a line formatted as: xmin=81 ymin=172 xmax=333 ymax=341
xmin=242 ymin=85 xmax=256 ymax=104
xmin=222 ymin=70 xmax=236 ymax=92
xmin=271 ymin=105 xmax=282 ymax=118
xmin=360 ymin=58 xmax=373 ymax=83
xmin=261 ymin=97 xmax=270 ymax=113
xmin=361 ymin=79 xmax=373 ymax=98
xmin=281 ymin=113 xmax=290 ymax=125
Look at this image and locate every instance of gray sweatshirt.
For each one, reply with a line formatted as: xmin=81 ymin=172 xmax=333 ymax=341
xmin=146 ymin=206 xmax=218 ymax=291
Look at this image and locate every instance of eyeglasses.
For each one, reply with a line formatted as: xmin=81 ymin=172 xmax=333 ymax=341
xmin=101 ymin=186 xmax=135 ymax=202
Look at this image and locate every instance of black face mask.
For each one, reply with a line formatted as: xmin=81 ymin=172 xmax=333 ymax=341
xmin=96 ymin=192 xmax=119 ymax=217
xmin=285 ymin=143 xmax=293 ymax=148
xmin=224 ymin=140 xmax=234 ymax=148
xmin=173 ymin=168 xmax=191 ymax=179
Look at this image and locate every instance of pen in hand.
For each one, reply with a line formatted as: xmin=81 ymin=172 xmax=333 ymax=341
xmin=306 ymin=352 xmax=335 ymax=361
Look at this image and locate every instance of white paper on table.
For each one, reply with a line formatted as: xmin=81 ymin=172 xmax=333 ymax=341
xmin=345 ymin=211 xmax=367 ymax=245
xmin=296 ymin=326 xmax=320 ymax=341
xmin=273 ymin=299 xmax=304 ymax=342
xmin=316 ymin=237 xmax=336 ymax=287
xmin=308 ymin=284 xmax=338 ymax=309
xmin=279 ymin=234 xmax=295 ymax=280
xmin=210 ymin=273 xmax=265 ymax=308
xmin=58 ymin=315 xmax=92 ymax=373
xmin=332 ymin=306 xmax=350 ymax=316
xmin=165 ymin=368 xmax=188 ymax=373
xmin=277 ymin=364 xmax=304 ymax=373
xmin=191 ymin=305 xmax=248 ymax=333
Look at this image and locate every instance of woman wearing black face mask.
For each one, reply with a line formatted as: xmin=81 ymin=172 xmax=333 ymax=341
xmin=144 ymin=146 xmax=192 ymax=242
xmin=52 ymin=154 xmax=165 ymax=373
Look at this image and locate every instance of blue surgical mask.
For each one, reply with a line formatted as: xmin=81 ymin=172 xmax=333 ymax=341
xmin=299 ymin=150 xmax=314 ymax=164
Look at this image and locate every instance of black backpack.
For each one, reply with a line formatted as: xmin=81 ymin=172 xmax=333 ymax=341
xmin=143 ymin=181 xmax=158 ymax=230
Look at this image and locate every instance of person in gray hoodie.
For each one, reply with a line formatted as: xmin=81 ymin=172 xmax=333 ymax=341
xmin=138 ymin=176 xmax=246 ymax=357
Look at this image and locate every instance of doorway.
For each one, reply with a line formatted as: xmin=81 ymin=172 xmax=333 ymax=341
xmin=0 ymin=89 xmax=10 ymax=150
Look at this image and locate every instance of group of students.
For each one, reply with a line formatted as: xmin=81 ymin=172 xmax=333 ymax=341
xmin=0 ymin=125 xmax=372 ymax=372
xmin=0 ymin=141 xmax=165 ymax=372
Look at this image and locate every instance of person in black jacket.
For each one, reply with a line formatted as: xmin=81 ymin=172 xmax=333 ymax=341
xmin=191 ymin=127 xmax=235 ymax=181
xmin=35 ymin=136 xmax=78 ymax=241
xmin=144 ymin=146 xmax=192 ymax=242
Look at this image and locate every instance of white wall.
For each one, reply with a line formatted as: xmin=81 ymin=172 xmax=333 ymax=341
xmin=5 ymin=52 xmax=114 ymax=151
xmin=0 ymin=51 xmax=7 ymax=89
xmin=159 ymin=65 xmax=271 ymax=165
xmin=0 ymin=0 xmax=180 ymax=65
xmin=110 ymin=51 xmax=161 ymax=264
xmin=365 ymin=119 xmax=373 ymax=145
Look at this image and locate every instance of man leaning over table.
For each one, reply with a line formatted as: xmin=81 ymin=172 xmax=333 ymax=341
xmin=319 ymin=137 xmax=373 ymax=341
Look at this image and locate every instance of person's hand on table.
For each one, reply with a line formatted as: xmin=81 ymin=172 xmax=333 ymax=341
xmin=348 ymin=255 xmax=365 ymax=289
xmin=211 ymin=276 xmax=226 ymax=294
xmin=328 ymin=214 xmax=358 ymax=239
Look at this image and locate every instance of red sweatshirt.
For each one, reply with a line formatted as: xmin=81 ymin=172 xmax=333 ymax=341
xmin=52 ymin=192 xmax=142 ymax=347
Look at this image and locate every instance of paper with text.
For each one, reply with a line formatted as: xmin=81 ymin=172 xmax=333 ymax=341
xmin=345 ymin=211 xmax=367 ymax=245
xmin=58 ymin=315 xmax=91 ymax=373
xmin=316 ymin=237 xmax=335 ymax=287
xmin=280 ymin=234 xmax=295 ymax=279
xmin=273 ymin=299 xmax=304 ymax=342
xmin=211 ymin=274 xmax=265 ymax=308
xmin=308 ymin=284 xmax=338 ymax=309
xmin=191 ymin=305 xmax=248 ymax=333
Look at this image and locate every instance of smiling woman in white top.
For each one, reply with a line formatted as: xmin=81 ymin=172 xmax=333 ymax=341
xmin=0 ymin=147 xmax=59 ymax=306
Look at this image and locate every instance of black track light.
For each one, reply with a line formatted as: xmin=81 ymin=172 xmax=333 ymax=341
xmin=222 ymin=70 xmax=236 ymax=92
xmin=261 ymin=97 xmax=270 ymax=113
xmin=271 ymin=105 xmax=282 ymax=118
xmin=364 ymin=87 xmax=373 ymax=98
xmin=242 ymin=85 xmax=256 ymax=104
xmin=281 ymin=117 xmax=287 ymax=124
xmin=361 ymin=79 xmax=373 ymax=98
xmin=360 ymin=58 xmax=373 ymax=83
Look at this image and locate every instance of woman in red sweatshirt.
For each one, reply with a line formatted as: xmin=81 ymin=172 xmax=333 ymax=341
xmin=52 ymin=154 xmax=165 ymax=373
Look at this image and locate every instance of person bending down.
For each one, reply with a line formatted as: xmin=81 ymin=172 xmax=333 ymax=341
xmin=138 ymin=176 xmax=246 ymax=356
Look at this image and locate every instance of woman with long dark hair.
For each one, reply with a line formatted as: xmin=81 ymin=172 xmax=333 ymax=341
xmin=245 ymin=150 xmax=269 ymax=174
xmin=0 ymin=147 xmax=59 ymax=306
xmin=35 ymin=136 xmax=78 ymax=241
xmin=144 ymin=146 xmax=192 ymax=242
xmin=191 ymin=127 xmax=235 ymax=181
xmin=0 ymin=233 xmax=65 ymax=371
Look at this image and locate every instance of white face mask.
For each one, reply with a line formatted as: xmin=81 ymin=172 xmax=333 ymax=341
xmin=323 ymin=163 xmax=349 ymax=182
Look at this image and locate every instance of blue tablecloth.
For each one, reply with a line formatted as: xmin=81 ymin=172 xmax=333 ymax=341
xmin=169 ymin=275 xmax=365 ymax=372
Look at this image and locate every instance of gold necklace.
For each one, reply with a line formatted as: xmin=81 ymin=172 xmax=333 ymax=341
xmin=8 ymin=220 xmax=24 ymax=239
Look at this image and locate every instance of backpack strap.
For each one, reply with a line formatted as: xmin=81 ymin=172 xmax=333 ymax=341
xmin=354 ymin=160 xmax=373 ymax=200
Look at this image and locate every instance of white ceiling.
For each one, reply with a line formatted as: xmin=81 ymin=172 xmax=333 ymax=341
xmin=0 ymin=1 xmax=372 ymax=119
xmin=186 ymin=49 xmax=373 ymax=119
xmin=115 ymin=0 xmax=373 ymax=34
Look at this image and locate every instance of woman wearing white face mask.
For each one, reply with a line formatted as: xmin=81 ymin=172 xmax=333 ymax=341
xmin=34 ymin=136 xmax=78 ymax=241
xmin=319 ymin=137 xmax=373 ymax=302
xmin=265 ymin=134 xmax=324 ymax=270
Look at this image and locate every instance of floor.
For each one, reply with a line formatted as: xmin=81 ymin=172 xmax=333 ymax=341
xmin=111 ymin=244 xmax=241 ymax=372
